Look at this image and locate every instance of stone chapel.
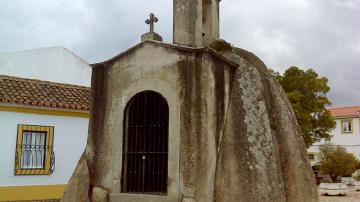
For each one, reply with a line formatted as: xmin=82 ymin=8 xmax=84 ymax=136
xmin=63 ymin=0 xmax=319 ymax=201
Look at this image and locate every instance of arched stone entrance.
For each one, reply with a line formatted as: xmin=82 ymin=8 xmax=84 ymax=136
xmin=121 ymin=91 xmax=169 ymax=194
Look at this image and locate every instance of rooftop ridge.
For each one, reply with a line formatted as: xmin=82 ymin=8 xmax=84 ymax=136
xmin=0 ymin=75 xmax=90 ymax=111
xmin=0 ymin=74 xmax=90 ymax=90
xmin=91 ymin=40 xmax=238 ymax=69
xmin=328 ymin=106 xmax=360 ymax=110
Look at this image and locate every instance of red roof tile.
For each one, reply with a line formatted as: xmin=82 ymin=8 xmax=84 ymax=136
xmin=328 ymin=106 xmax=360 ymax=117
xmin=0 ymin=75 xmax=90 ymax=111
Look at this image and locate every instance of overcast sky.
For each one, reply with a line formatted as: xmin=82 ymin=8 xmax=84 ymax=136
xmin=0 ymin=0 xmax=359 ymax=107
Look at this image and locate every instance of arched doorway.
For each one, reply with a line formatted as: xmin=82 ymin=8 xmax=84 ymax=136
xmin=121 ymin=91 xmax=169 ymax=194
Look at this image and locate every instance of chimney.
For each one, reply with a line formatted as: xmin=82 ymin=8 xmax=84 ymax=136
xmin=173 ymin=0 xmax=220 ymax=47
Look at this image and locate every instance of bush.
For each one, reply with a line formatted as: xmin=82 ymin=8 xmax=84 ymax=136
xmin=353 ymin=170 xmax=360 ymax=181
xmin=318 ymin=143 xmax=359 ymax=182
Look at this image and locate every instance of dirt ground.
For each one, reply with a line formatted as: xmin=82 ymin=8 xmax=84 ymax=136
xmin=319 ymin=186 xmax=360 ymax=202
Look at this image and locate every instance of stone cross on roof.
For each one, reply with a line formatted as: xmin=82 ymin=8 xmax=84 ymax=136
xmin=141 ymin=13 xmax=162 ymax=42
xmin=145 ymin=13 xmax=158 ymax=33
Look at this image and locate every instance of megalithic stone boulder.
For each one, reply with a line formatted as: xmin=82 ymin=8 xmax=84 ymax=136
xmin=211 ymin=41 xmax=318 ymax=201
xmin=62 ymin=39 xmax=318 ymax=202
xmin=62 ymin=153 xmax=90 ymax=202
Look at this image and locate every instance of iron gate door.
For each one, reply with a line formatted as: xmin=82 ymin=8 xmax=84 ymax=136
xmin=122 ymin=91 xmax=169 ymax=194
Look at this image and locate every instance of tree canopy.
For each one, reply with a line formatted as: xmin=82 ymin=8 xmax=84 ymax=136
xmin=272 ymin=66 xmax=335 ymax=147
xmin=318 ymin=144 xmax=359 ymax=182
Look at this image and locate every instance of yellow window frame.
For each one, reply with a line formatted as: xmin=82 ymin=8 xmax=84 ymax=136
xmin=14 ymin=124 xmax=54 ymax=175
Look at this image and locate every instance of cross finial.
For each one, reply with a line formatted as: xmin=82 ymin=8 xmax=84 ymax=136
xmin=145 ymin=13 xmax=158 ymax=33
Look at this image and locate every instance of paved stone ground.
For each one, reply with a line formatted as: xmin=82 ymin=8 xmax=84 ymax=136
xmin=319 ymin=186 xmax=360 ymax=202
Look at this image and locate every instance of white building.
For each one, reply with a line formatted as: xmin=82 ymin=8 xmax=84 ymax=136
xmin=0 ymin=47 xmax=91 ymax=201
xmin=308 ymin=106 xmax=360 ymax=165
xmin=0 ymin=46 xmax=91 ymax=87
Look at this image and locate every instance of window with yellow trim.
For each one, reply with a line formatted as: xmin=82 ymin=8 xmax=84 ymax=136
xmin=341 ymin=120 xmax=353 ymax=134
xmin=14 ymin=124 xmax=55 ymax=175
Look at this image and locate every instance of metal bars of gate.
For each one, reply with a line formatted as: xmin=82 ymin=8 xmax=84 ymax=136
xmin=121 ymin=91 xmax=169 ymax=194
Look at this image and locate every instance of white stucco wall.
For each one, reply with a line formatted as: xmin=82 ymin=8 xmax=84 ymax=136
xmin=0 ymin=111 xmax=88 ymax=186
xmin=308 ymin=117 xmax=360 ymax=162
xmin=0 ymin=46 xmax=91 ymax=87
xmin=331 ymin=118 xmax=360 ymax=148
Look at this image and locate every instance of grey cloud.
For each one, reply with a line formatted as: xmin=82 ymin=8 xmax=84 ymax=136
xmin=220 ymin=0 xmax=360 ymax=107
xmin=0 ymin=0 xmax=359 ymax=107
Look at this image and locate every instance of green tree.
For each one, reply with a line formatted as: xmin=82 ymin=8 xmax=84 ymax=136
xmin=272 ymin=67 xmax=335 ymax=147
xmin=318 ymin=144 xmax=359 ymax=182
